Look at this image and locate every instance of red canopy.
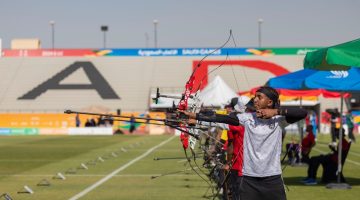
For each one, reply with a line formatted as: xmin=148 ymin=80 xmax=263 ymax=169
xmin=239 ymin=88 xmax=351 ymax=98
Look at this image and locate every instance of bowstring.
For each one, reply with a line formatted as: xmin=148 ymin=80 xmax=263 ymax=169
xmin=178 ymin=30 xmax=235 ymax=191
xmin=230 ymin=30 xmax=251 ymax=93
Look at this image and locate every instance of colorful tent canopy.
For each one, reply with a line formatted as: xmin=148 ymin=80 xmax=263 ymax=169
xmin=278 ymin=89 xmax=350 ymax=98
xmin=305 ymin=67 xmax=360 ymax=92
xmin=266 ymin=69 xmax=351 ymax=97
xmin=304 ymin=38 xmax=360 ymax=70
xmin=239 ymin=87 xmax=349 ymax=99
xmin=199 ymin=75 xmax=239 ymax=107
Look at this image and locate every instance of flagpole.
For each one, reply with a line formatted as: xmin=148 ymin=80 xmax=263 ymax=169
xmin=292 ymin=96 xmax=307 ymax=166
xmin=298 ymin=96 xmax=304 ymax=164
xmin=337 ymin=92 xmax=344 ymax=183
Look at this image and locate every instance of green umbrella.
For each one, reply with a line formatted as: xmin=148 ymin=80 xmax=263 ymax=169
xmin=304 ymin=38 xmax=360 ymax=70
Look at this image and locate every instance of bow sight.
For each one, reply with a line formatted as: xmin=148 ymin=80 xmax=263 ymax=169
xmin=152 ymin=87 xmax=196 ymax=127
xmin=152 ymin=87 xmax=195 ymax=104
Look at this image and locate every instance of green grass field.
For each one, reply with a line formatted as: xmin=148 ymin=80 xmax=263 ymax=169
xmin=0 ymin=134 xmax=359 ymax=200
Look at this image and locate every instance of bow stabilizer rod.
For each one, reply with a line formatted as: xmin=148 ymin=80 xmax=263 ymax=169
xmin=152 ymin=87 xmax=195 ymax=104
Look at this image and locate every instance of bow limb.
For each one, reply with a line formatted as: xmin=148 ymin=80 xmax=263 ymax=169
xmin=178 ymin=44 xmax=230 ymax=148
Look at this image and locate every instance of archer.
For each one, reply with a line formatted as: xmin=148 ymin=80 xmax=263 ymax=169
xmin=181 ymin=86 xmax=307 ymax=200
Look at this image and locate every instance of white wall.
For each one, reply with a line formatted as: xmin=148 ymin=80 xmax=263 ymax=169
xmin=0 ymin=55 xmax=306 ymax=112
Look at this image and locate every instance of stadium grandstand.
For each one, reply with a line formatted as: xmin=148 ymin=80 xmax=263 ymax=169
xmin=1 ymin=42 xmax=358 ymax=134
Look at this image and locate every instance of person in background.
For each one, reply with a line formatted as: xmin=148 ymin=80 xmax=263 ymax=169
xmin=145 ymin=111 xmax=151 ymax=133
xmin=285 ymin=136 xmax=299 ymax=164
xmin=285 ymin=125 xmax=315 ymax=165
xmin=346 ymin=110 xmax=356 ymax=143
xmin=305 ymin=112 xmax=310 ymax=127
xmin=224 ymin=97 xmax=252 ymax=200
xmin=326 ymin=108 xmax=340 ymax=146
xmin=75 ymin=113 xmax=81 ymax=127
xmin=301 ymin=125 xmax=316 ymax=164
xmin=129 ymin=114 xmax=136 ymax=133
xmin=310 ymin=111 xmax=318 ymax=138
xmin=84 ymin=119 xmax=92 ymax=127
xmin=104 ymin=115 xmax=112 ymax=127
xmin=97 ymin=115 xmax=106 ymax=127
xmin=108 ymin=114 xmax=114 ymax=126
xmin=90 ymin=118 xmax=96 ymax=127
xmin=302 ymin=128 xmax=350 ymax=185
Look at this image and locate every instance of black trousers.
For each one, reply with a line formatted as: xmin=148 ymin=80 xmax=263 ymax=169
xmin=330 ymin=126 xmax=336 ymax=142
xmin=348 ymin=127 xmax=356 ymax=142
xmin=307 ymin=154 xmax=331 ymax=179
xmin=239 ymin=175 xmax=286 ymax=200
xmin=301 ymin=153 xmax=311 ymax=164
xmin=229 ymin=170 xmax=241 ymax=200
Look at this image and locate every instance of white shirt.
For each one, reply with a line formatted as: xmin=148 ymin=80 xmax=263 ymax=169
xmin=237 ymin=112 xmax=287 ymax=177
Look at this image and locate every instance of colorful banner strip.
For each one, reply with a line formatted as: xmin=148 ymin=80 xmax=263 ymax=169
xmin=1 ymin=47 xmax=320 ymax=57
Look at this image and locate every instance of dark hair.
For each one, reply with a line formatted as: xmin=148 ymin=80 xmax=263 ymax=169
xmin=230 ymin=97 xmax=238 ymax=108
xmin=256 ymin=86 xmax=280 ymax=108
xmin=245 ymin=97 xmax=256 ymax=111
xmin=225 ymin=104 xmax=233 ymax=109
xmin=306 ymin=125 xmax=313 ymax=132
xmin=224 ymin=97 xmax=237 ymax=109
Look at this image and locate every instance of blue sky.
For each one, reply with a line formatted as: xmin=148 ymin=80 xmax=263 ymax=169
xmin=0 ymin=0 xmax=359 ymax=48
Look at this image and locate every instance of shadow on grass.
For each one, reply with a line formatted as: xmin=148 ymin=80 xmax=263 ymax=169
xmin=284 ymin=176 xmax=360 ymax=186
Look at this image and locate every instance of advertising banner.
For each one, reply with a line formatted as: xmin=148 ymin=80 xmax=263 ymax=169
xmin=39 ymin=128 xmax=68 ymax=135
xmin=0 ymin=112 xmax=167 ymax=135
xmin=2 ymin=49 xmax=97 ymax=57
xmin=0 ymin=128 xmax=39 ymax=135
xmin=1 ymin=47 xmax=319 ymax=57
xmin=0 ymin=113 xmax=77 ymax=128
xmin=68 ymin=127 xmax=113 ymax=135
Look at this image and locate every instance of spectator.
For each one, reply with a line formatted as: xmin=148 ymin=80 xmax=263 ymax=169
xmin=75 ymin=114 xmax=81 ymax=127
xmin=302 ymin=128 xmax=350 ymax=185
xmin=326 ymin=108 xmax=340 ymax=145
xmin=98 ymin=115 xmax=106 ymax=127
xmin=285 ymin=136 xmax=298 ymax=164
xmin=84 ymin=119 xmax=92 ymax=127
xmin=90 ymin=118 xmax=96 ymax=127
xmin=301 ymin=125 xmax=316 ymax=164
xmin=145 ymin=111 xmax=151 ymax=133
xmin=103 ymin=114 xmax=114 ymax=127
xmin=309 ymin=111 xmax=318 ymax=138
xmin=223 ymin=97 xmax=252 ymax=200
xmin=285 ymin=125 xmax=316 ymax=164
xmin=346 ymin=110 xmax=356 ymax=142
xmin=129 ymin=114 xmax=136 ymax=133
xmin=108 ymin=114 xmax=114 ymax=126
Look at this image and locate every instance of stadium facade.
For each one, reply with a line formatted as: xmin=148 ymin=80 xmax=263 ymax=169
xmin=1 ymin=47 xmax=328 ymax=113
